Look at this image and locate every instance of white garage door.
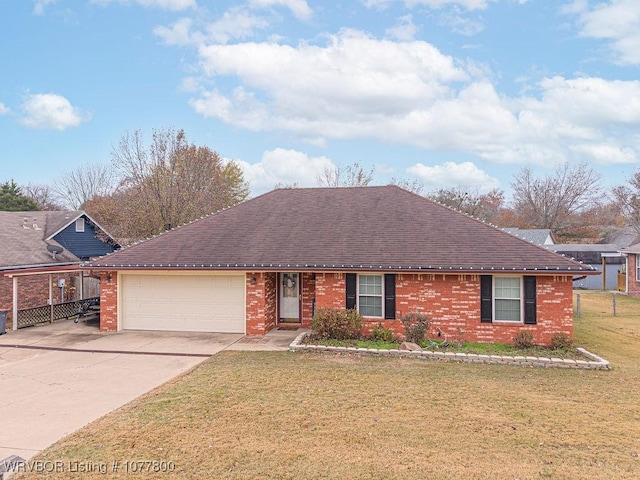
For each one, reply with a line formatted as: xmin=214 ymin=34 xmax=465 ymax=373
xmin=121 ymin=274 xmax=245 ymax=333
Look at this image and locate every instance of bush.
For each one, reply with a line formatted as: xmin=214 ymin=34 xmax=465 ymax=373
xmin=513 ymin=331 xmax=535 ymax=349
xmin=312 ymin=307 xmax=363 ymax=340
xmin=550 ymin=332 xmax=573 ymax=350
xmin=369 ymin=323 xmax=397 ymax=342
xmin=400 ymin=312 xmax=432 ymax=344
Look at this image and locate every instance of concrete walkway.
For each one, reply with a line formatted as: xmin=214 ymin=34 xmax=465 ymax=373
xmin=0 ymin=320 xmax=303 ymax=462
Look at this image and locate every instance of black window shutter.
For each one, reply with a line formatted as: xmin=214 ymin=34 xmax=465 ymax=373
xmin=384 ymin=274 xmax=396 ymax=319
xmin=346 ymin=273 xmax=357 ymax=310
xmin=480 ymin=275 xmax=492 ymax=323
xmin=523 ymin=276 xmax=537 ymax=324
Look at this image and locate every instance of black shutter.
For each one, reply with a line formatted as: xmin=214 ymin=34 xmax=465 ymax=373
xmin=384 ymin=274 xmax=396 ymax=319
xmin=480 ymin=275 xmax=492 ymax=323
xmin=346 ymin=273 xmax=357 ymax=310
xmin=523 ymin=276 xmax=537 ymax=324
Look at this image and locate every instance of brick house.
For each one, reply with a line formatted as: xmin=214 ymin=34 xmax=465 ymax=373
xmin=87 ymin=186 xmax=597 ymax=345
xmin=0 ymin=211 xmax=119 ymax=328
xmin=621 ymin=244 xmax=640 ymax=298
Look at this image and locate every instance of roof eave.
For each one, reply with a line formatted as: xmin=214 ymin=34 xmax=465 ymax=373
xmin=82 ymin=263 xmax=598 ymax=275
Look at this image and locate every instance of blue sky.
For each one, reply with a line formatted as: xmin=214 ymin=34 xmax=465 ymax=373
xmin=1 ymin=0 xmax=639 ymax=200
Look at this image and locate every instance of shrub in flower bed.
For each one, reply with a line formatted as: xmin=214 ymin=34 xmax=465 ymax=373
xmin=311 ymin=307 xmax=363 ymax=340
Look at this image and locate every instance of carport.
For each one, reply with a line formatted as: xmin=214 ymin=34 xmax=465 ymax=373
xmin=2 ymin=265 xmax=99 ymax=331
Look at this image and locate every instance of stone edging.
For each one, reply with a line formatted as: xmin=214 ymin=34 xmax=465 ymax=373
xmin=289 ymin=332 xmax=611 ymax=370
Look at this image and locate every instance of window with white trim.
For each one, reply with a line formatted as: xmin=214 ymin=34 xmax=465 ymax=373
xmin=75 ymin=217 xmax=85 ymax=233
xmin=493 ymin=276 xmax=522 ymax=322
xmin=358 ymin=274 xmax=383 ymax=317
xmin=636 ymin=255 xmax=640 ymax=281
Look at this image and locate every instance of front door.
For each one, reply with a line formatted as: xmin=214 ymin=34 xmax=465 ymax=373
xmin=279 ymin=272 xmax=300 ymax=323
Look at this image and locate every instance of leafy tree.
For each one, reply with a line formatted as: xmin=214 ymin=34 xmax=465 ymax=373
xmin=88 ymin=128 xmax=249 ymax=242
xmin=0 ymin=180 xmax=39 ymax=211
xmin=510 ymin=162 xmax=602 ymax=239
xmin=613 ymin=169 xmax=640 ymax=234
xmin=317 ymin=161 xmax=374 ymax=187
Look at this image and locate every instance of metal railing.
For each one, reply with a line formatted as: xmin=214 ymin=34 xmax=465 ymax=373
xmin=16 ymin=297 xmax=100 ymax=329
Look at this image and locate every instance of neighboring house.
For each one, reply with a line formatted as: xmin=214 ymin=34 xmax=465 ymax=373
xmin=503 ymin=228 xmax=556 ymax=245
xmin=621 ymin=243 xmax=640 ymax=298
xmin=601 ymin=226 xmax=640 ymax=250
xmin=86 ymin=186 xmax=597 ymax=346
xmin=0 ymin=211 xmax=119 ymax=313
xmin=547 ymin=244 xmax=623 ymax=290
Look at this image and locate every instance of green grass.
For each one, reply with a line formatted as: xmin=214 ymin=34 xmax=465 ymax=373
xmin=304 ymin=335 xmax=586 ymax=359
xmin=15 ymin=290 xmax=640 ymax=479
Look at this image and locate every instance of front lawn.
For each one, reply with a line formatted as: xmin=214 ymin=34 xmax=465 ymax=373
xmin=16 ymin=291 xmax=640 ymax=479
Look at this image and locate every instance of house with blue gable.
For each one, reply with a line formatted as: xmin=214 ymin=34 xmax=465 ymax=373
xmin=0 ymin=211 xmax=119 ymax=331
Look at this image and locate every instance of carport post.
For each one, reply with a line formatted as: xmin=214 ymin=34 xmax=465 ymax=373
xmin=49 ymin=274 xmax=54 ymax=323
xmin=12 ymin=276 xmax=18 ymax=331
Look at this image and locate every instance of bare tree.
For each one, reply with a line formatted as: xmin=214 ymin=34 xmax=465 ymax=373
xmin=510 ymin=162 xmax=602 ymax=237
xmin=427 ymin=186 xmax=506 ymax=224
xmin=274 ymin=181 xmax=300 ymax=189
xmin=22 ymin=183 xmax=65 ymax=211
xmin=317 ymin=161 xmax=374 ymax=187
xmin=53 ymin=162 xmax=118 ymax=210
xmin=101 ymin=128 xmax=249 ymax=241
xmin=388 ymin=177 xmax=424 ymax=195
xmin=613 ymin=170 xmax=640 ymax=234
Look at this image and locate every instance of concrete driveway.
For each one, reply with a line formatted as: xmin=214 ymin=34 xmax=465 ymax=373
xmin=0 ymin=320 xmax=301 ymax=462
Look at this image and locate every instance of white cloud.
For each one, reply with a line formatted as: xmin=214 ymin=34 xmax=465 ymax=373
xmin=0 ymin=102 xmax=9 ymax=115
xmin=238 ymin=148 xmax=335 ymax=194
xmin=19 ymin=93 xmax=88 ymax=130
xmin=568 ymin=0 xmax=640 ymax=65
xmin=186 ymin=27 xmax=640 ymax=169
xmin=205 ymin=8 xmax=270 ymax=44
xmin=33 ymin=0 xmax=55 ymax=15
xmin=438 ymin=7 xmax=486 ymax=36
xmin=407 ymin=161 xmax=500 ymax=190
xmin=90 ymin=0 xmax=196 ymax=11
xmin=154 ymin=18 xmax=198 ymax=46
xmin=249 ymin=0 xmax=313 ymax=21
xmin=569 ymin=143 xmax=637 ymax=164
xmin=155 ymin=8 xmax=271 ymax=46
xmin=192 ymin=29 xmax=468 ymax=133
xmin=386 ymin=15 xmax=419 ymax=41
xmin=364 ymin=0 xmax=492 ymax=10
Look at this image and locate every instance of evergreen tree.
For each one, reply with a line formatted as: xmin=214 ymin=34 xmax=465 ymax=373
xmin=0 ymin=180 xmax=39 ymax=211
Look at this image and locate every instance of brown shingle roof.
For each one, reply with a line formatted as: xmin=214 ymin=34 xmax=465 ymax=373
xmin=0 ymin=211 xmax=80 ymax=268
xmin=87 ymin=186 xmax=595 ymax=274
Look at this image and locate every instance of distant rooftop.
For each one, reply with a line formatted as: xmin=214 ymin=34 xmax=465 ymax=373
xmin=502 ymin=228 xmax=555 ymax=245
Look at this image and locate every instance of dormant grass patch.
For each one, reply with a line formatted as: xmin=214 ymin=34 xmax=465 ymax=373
xmin=16 ymin=291 xmax=640 ymax=479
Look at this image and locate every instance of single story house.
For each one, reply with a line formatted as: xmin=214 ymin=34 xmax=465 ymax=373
xmin=86 ymin=186 xmax=597 ymax=345
xmin=546 ymin=244 xmax=622 ymax=290
xmin=0 ymin=211 xmax=119 ymax=327
xmin=621 ymin=243 xmax=640 ymax=297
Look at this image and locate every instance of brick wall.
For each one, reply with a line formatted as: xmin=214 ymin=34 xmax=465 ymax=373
xmin=99 ymin=272 xmax=118 ymax=332
xmin=627 ymin=254 xmax=640 ymax=298
xmin=301 ymin=273 xmax=316 ymax=328
xmin=0 ymin=273 xmax=81 ymax=328
xmin=314 ymin=272 xmax=574 ymax=346
xmin=245 ymin=272 xmax=277 ymax=335
xmin=314 ymin=273 xmax=346 ymax=310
